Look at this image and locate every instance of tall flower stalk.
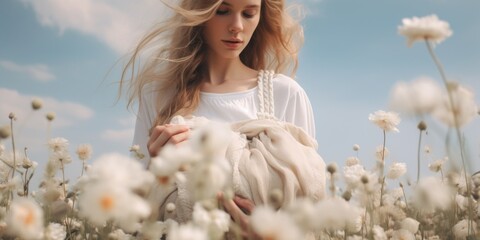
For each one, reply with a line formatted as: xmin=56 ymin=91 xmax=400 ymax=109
xmin=416 ymin=121 xmax=427 ymax=183
xmin=399 ymin=14 xmax=476 ymax=237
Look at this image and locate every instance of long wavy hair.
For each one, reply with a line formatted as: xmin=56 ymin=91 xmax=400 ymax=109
xmin=119 ymin=0 xmax=304 ymax=128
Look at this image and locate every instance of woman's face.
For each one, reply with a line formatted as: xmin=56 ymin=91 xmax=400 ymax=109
xmin=203 ymin=0 xmax=261 ymax=60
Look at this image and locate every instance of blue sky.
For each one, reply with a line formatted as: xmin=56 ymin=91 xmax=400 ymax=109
xmin=1 ymin=0 xmax=479 ymax=186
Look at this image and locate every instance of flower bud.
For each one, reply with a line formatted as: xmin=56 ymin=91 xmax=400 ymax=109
xmin=417 ymin=121 xmax=427 ymax=131
xmin=166 ymin=203 xmax=176 ymax=213
xmin=342 ymin=190 xmax=352 ymax=201
xmin=361 ymin=175 xmax=369 ymax=184
xmin=268 ymin=188 xmax=284 ymax=209
xmin=46 ymin=112 xmax=56 ymax=121
xmin=327 ymin=163 xmax=337 ymax=175
xmin=353 ymin=144 xmax=360 ymax=151
xmin=31 ymin=98 xmax=43 ymax=110
xmin=8 ymin=112 xmax=15 ymax=120
xmin=0 ymin=125 xmax=10 ymax=139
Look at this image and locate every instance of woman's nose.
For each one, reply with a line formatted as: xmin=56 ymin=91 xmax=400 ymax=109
xmin=229 ymin=14 xmax=243 ymax=33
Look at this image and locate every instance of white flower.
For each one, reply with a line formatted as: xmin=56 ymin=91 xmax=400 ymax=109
xmin=141 ymin=219 xmax=177 ymax=240
xmin=391 ymin=229 xmax=415 ymax=240
xmin=49 ymin=150 xmax=72 ymax=166
xmin=453 ymin=219 xmax=477 ymax=240
xmin=314 ymin=198 xmax=363 ymax=232
xmin=372 ymin=225 xmax=387 ymax=240
xmin=428 ymin=157 xmax=446 ymax=173
xmin=432 ymin=83 xmax=477 ymax=128
xmin=455 ymin=194 xmax=470 ymax=211
xmin=192 ymin=203 xmax=230 ymax=239
xmin=412 ymin=176 xmax=454 ymax=213
xmin=187 ymin=160 xmax=230 ymax=201
xmin=345 ymin=157 xmax=360 ymax=166
xmin=387 ymin=162 xmax=407 ymax=179
xmin=48 ymin=137 xmax=69 ymax=152
xmin=286 ymin=198 xmax=319 ymax=231
xmin=369 ymin=110 xmax=401 ymax=132
xmin=45 ymin=222 xmax=66 ymax=240
xmin=85 ymin=153 xmax=154 ymax=191
xmin=108 ymin=229 xmax=134 ymax=240
xmin=78 ymin=183 xmax=151 ymax=232
xmin=375 ymin=145 xmax=390 ymax=162
xmin=343 ymin=164 xmax=367 ymax=190
xmin=398 ymin=14 xmax=453 ymax=47
xmin=6 ymin=198 xmax=44 ymax=240
xmin=168 ymin=223 xmax=208 ymax=240
xmin=389 ymin=77 xmax=443 ymax=116
xmin=189 ymin=121 xmax=233 ymax=159
xmin=251 ymin=206 xmax=304 ymax=240
xmin=400 ymin=217 xmax=419 ymax=234
xmin=150 ymin=145 xmax=200 ymax=186
xmin=76 ymin=144 xmax=92 ymax=161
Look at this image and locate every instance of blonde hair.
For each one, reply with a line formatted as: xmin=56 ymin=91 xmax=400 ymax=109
xmin=120 ymin=0 xmax=304 ymax=128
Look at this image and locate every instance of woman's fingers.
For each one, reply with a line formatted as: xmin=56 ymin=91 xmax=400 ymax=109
xmin=147 ymin=124 xmax=190 ymax=157
xmin=233 ymin=196 xmax=255 ymax=215
xmin=166 ymin=130 xmax=191 ymax=145
xmin=222 ymin=198 xmax=249 ymax=228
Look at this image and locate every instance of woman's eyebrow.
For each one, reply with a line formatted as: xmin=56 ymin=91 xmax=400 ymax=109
xmin=221 ymin=1 xmax=260 ymax=9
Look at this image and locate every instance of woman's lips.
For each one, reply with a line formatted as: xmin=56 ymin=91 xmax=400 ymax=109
xmin=222 ymin=40 xmax=243 ymax=49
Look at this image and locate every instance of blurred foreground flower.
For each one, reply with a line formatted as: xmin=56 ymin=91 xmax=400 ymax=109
xmin=432 ymin=82 xmax=477 ymax=128
xmin=6 ymin=198 xmax=44 ymax=239
xmin=389 ymin=77 xmax=442 ymax=116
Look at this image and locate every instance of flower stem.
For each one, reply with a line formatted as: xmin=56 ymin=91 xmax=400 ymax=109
xmin=61 ymin=161 xmax=67 ymax=196
xmin=379 ymin=130 xmax=386 ymax=206
xmin=9 ymin=117 xmax=16 ymax=179
xmin=425 ymin=39 xmax=473 ymax=235
xmin=417 ymin=129 xmax=423 ymax=183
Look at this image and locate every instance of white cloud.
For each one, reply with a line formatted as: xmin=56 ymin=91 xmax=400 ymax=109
xmin=101 ymin=128 xmax=134 ymax=142
xmin=0 ymin=60 xmax=55 ymax=82
xmin=0 ymin=88 xmax=94 ymax=128
xmin=19 ymin=0 xmax=170 ymax=54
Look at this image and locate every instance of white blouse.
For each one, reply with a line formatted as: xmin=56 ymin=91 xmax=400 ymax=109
xmin=132 ymin=73 xmax=316 ymax=161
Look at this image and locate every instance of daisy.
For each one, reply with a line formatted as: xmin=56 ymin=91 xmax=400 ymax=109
xmin=6 ymin=198 xmax=44 ymax=240
xmin=78 ymin=183 xmax=151 ymax=232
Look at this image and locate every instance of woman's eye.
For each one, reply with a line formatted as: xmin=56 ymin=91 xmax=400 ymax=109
xmin=216 ymin=9 xmax=229 ymax=15
xmin=243 ymin=10 xmax=257 ymax=18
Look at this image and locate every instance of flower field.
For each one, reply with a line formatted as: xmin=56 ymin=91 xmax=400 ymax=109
xmin=0 ymin=15 xmax=479 ymax=240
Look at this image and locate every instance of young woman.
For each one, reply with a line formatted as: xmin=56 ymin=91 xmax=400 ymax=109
xmin=121 ymin=0 xmax=324 ymax=235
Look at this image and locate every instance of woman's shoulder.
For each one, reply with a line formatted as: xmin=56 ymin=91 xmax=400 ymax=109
xmin=271 ymin=73 xmax=306 ymax=95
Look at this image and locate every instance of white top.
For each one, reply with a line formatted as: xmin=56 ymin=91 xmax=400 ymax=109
xmin=132 ymin=73 xmax=316 ymax=160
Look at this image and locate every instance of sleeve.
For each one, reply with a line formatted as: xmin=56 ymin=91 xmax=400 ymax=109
xmin=132 ymin=89 xmax=156 ymax=167
xmin=284 ymin=87 xmax=316 ymax=140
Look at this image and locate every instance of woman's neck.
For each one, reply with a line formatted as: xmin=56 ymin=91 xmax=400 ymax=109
xmin=201 ymin=56 xmax=258 ymax=93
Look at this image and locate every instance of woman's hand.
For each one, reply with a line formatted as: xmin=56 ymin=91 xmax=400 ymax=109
xmin=219 ymin=194 xmax=258 ymax=239
xmin=147 ymin=124 xmax=190 ymax=157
